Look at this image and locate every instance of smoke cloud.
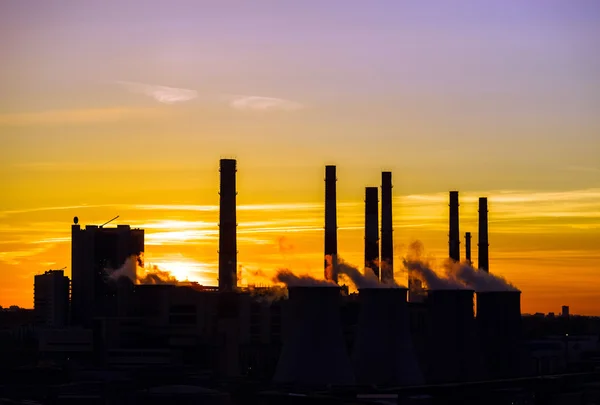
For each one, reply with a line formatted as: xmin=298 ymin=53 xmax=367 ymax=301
xmin=277 ymin=236 xmax=294 ymax=254
xmin=402 ymin=241 xmax=467 ymax=290
xmin=107 ymin=255 xmax=179 ymax=285
xmin=444 ymin=260 xmax=519 ymax=292
xmin=272 ymin=269 xmax=337 ymax=287
xmin=334 ymin=258 xmax=403 ymax=289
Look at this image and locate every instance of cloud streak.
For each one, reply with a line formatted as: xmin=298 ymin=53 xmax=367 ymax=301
xmin=117 ymin=81 xmax=198 ymax=104
xmin=226 ymin=95 xmax=304 ymax=112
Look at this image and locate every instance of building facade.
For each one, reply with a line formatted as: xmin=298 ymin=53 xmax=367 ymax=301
xmin=71 ymin=220 xmax=144 ymax=326
xmin=34 ymin=270 xmax=70 ymax=328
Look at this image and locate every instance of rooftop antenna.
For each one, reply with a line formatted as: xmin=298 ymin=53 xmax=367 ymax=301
xmin=100 ymin=215 xmax=119 ymax=228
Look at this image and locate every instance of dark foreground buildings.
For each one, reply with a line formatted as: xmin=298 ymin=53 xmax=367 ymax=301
xmin=71 ymin=219 xmax=144 ymax=326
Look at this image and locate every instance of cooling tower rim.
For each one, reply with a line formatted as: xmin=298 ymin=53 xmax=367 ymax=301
xmin=286 ymin=285 xmax=341 ymax=291
xmin=357 ymin=286 xmax=408 ymax=292
xmin=476 ymin=290 xmax=522 ymax=296
xmin=425 ymin=288 xmax=474 ymax=293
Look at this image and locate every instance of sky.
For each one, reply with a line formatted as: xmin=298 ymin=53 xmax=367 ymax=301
xmin=1 ymin=0 xmax=599 ymax=314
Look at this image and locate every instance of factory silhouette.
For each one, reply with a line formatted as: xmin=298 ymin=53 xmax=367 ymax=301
xmin=4 ymin=158 xmax=600 ymax=404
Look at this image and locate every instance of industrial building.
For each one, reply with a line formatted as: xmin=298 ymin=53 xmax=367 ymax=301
xmin=33 ymin=269 xmax=70 ymax=328
xmin=71 ymin=218 xmax=144 ymax=327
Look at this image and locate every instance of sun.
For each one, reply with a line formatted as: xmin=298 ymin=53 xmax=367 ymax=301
xmin=147 ymin=258 xmax=214 ymax=285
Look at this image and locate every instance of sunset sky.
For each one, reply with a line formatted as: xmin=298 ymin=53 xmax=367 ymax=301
xmin=1 ymin=1 xmax=599 ymax=314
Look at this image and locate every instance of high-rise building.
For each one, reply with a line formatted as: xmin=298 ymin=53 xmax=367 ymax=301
xmin=34 ymin=270 xmax=70 ymax=328
xmin=71 ymin=219 xmax=144 ymax=326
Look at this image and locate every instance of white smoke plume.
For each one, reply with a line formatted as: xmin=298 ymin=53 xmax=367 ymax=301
xmin=107 ymin=255 xmax=178 ymax=285
xmin=334 ymin=257 xmax=403 ymax=289
xmin=272 ymin=269 xmax=337 ymax=287
xmin=444 ymin=260 xmax=519 ymax=292
xmin=402 ymin=240 xmax=467 ymax=290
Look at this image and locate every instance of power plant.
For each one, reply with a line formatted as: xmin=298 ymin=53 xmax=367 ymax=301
xmin=42 ymin=157 xmax=532 ymax=403
xmin=351 ymin=288 xmax=423 ymax=386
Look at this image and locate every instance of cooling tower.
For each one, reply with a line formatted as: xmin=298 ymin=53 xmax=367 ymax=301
xmin=449 ymin=191 xmax=460 ymax=262
xmin=380 ymin=172 xmax=394 ymax=284
xmin=465 ymin=232 xmax=472 ymax=265
xmin=273 ymin=286 xmax=354 ymax=386
xmin=219 ymin=159 xmax=237 ymax=292
xmin=324 ymin=165 xmax=338 ymax=282
xmin=364 ymin=187 xmax=379 ymax=278
xmin=351 ymin=288 xmax=423 ymax=386
xmin=478 ymin=197 xmax=489 ymax=272
xmin=476 ymin=291 xmax=523 ymax=379
xmin=426 ymin=289 xmax=480 ymax=384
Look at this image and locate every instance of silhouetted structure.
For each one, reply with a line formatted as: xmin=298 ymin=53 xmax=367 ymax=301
xmin=465 ymin=232 xmax=472 ymax=265
xmin=71 ymin=221 xmax=144 ymax=326
xmin=324 ymin=165 xmax=338 ymax=282
xmin=219 ymin=159 xmax=237 ymax=292
xmin=380 ymin=172 xmax=394 ymax=284
xmin=364 ymin=187 xmax=379 ymax=278
xmin=426 ymin=289 xmax=480 ymax=383
xmin=273 ymin=286 xmax=354 ymax=385
xmin=477 ymin=291 xmax=523 ymax=379
xmin=478 ymin=197 xmax=489 ymax=272
xmin=352 ymin=288 xmax=423 ymax=386
xmin=449 ymin=191 xmax=460 ymax=262
xmin=34 ymin=270 xmax=70 ymax=328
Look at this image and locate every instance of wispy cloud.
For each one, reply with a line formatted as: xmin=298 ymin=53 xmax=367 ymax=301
xmin=0 ymin=107 xmax=164 ymax=127
xmin=117 ymin=81 xmax=198 ymax=104
xmin=226 ymin=95 xmax=304 ymax=112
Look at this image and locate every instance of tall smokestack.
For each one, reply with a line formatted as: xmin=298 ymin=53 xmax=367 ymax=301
xmin=218 ymin=159 xmax=237 ymax=292
xmin=449 ymin=191 xmax=460 ymax=262
xmin=324 ymin=165 xmax=338 ymax=282
xmin=465 ymin=232 xmax=472 ymax=265
xmin=380 ymin=172 xmax=393 ymax=284
xmin=478 ymin=197 xmax=489 ymax=272
xmin=364 ymin=187 xmax=379 ymax=278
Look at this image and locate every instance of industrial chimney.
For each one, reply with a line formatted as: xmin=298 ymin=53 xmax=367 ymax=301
xmin=449 ymin=191 xmax=460 ymax=262
xmin=352 ymin=288 xmax=423 ymax=386
xmin=478 ymin=197 xmax=489 ymax=272
xmin=465 ymin=232 xmax=472 ymax=265
xmin=218 ymin=159 xmax=237 ymax=292
xmin=324 ymin=166 xmax=338 ymax=282
xmin=425 ymin=289 xmax=481 ymax=384
xmin=380 ymin=172 xmax=394 ymax=284
xmin=364 ymin=187 xmax=379 ymax=278
xmin=476 ymin=291 xmax=523 ymax=379
xmin=273 ymin=286 xmax=355 ymax=385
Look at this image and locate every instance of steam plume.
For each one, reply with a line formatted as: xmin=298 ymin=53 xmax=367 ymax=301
xmin=334 ymin=258 xmax=403 ymax=289
xmin=272 ymin=269 xmax=337 ymax=287
xmin=402 ymin=241 xmax=467 ymax=290
xmin=107 ymin=255 xmax=178 ymax=285
xmin=445 ymin=260 xmax=519 ymax=292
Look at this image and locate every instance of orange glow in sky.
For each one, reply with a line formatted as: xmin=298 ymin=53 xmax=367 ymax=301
xmin=1 ymin=1 xmax=599 ymax=314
